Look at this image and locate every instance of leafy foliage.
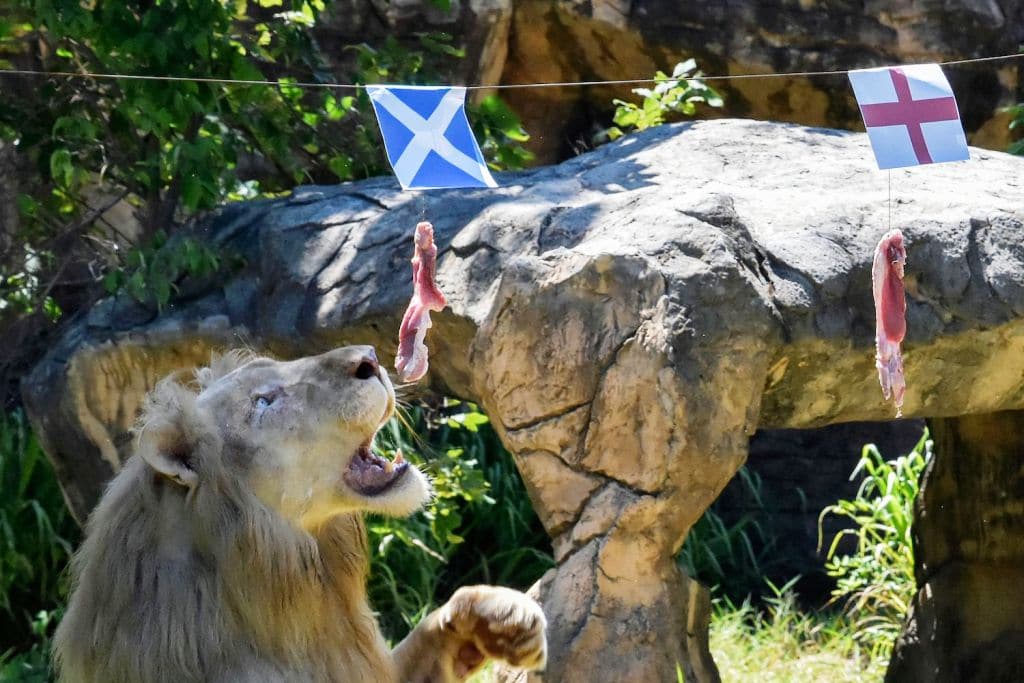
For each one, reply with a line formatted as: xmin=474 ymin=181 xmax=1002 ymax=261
xmin=470 ymin=95 xmax=534 ymax=171
xmin=368 ymin=400 xmax=552 ymax=640
xmin=818 ymin=430 xmax=930 ymax=660
xmin=0 ymin=267 xmax=62 ymax=323
xmin=0 ymin=410 xmax=77 ymax=677
xmin=101 ymin=230 xmax=235 ymax=310
xmin=598 ymin=59 xmax=723 ymax=143
xmin=1006 ymin=102 xmax=1024 ymax=155
xmin=678 ymin=466 xmax=781 ymax=602
xmin=8 ymin=0 xmax=339 ymax=223
xmin=0 ymin=3 xmax=532 ymax=396
xmin=0 ymin=609 xmax=60 ymax=682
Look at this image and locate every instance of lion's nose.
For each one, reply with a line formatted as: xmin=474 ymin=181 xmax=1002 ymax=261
xmin=351 ymin=349 xmax=380 ymax=381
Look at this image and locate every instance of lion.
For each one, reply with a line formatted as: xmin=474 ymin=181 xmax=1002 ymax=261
xmin=53 ymin=346 xmax=547 ymax=683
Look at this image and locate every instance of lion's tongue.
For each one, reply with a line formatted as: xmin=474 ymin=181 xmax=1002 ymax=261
xmin=344 ymin=447 xmax=408 ymax=495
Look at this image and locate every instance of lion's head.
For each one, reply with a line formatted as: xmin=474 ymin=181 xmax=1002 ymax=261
xmin=136 ymin=345 xmax=431 ymax=527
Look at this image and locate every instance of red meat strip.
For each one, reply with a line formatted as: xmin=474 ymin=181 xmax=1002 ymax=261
xmin=395 ymin=222 xmax=448 ymax=383
xmin=872 ymin=229 xmax=907 ymax=417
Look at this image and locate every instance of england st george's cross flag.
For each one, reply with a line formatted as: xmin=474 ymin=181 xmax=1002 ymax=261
xmin=366 ymin=85 xmax=497 ymax=190
xmin=848 ymin=64 xmax=970 ymax=170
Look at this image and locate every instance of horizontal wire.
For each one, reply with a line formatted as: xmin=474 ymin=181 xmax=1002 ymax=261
xmin=0 ymin=52 xmax=1021 ymax=91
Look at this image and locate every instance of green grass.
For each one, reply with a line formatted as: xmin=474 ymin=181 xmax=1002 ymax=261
xmin=678 ymin=466 xmax=782 ymax=602
xmin=710 ymin=580 xmax=888 ymax=683
xmin=0 ymin=402 xmax=928 ymax=683
xmin=0 ymin=410 xmax=77 ymax=681
xmin=818 ymin=430 xmax=930 ymax=662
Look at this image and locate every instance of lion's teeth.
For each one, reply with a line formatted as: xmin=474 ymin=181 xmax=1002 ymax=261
xmin=394 ymin=450 xmax=405 ymax=465
xmin=384 ymin=459 xmax=393 ymax=474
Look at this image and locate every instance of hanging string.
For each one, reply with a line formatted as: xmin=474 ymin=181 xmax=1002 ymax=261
xmin=0 ymin=52 xmax=1021 ymax=91
xmin=888 ymin=170 xmax=892 ymax=232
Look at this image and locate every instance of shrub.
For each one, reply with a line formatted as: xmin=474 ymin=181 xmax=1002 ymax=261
xmin=368 ymin=399 xmax=552 ymax=641
xmin=0 ymin=410 xmax=77 ymax=679
xmin=597 ymin=59 xmax=723 ymax=144
xmin=0 ymin=3 xmax=532 ymax=404
xmin=818 ymin=429 xmax=930 ymax=660
xmin=0 ymin=609 xmax=60 ymax=682
xmin=1007 ymin=102 xmax=1024 ymax=155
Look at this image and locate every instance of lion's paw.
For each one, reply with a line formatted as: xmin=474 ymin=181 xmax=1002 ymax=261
xmin=437 ymin=585 xmax=547 ymax=678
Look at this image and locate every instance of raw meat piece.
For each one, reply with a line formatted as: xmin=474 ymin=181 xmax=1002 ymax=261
xmin=395 ymin=222 xmax=448 ymax=383
xmin=872 ymin=229 xmax=907 ymax=417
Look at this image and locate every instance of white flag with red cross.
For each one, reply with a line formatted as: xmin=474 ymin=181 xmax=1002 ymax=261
xmin=848 ymin=64 xmax=970 ymax=170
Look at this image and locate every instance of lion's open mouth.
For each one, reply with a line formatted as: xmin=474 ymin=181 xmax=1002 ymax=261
xmin=343 ymin=444 xmax=410 ymax=496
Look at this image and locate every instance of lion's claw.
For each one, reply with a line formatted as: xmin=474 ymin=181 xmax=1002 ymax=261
xmin=437 ymin=585 xmax=547 ymax=677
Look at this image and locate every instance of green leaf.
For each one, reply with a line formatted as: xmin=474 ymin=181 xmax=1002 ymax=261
xmin=231 ymin=58 xmax=264 ymax=83
xmin=16 ymin=194 xmax=37 ymax=217
xmin=418 ymin=31 xmax=463 ymax=57
xmin=102 ymin=271 xmax=122 ymax=294
xmin=612 ymin=105 xmax=640 ymax=128
xmin=324 ymin=95 xmax=345 ymax=121
xmin=181 ymin=174 xmax=202 ymax=211
xmin=153 ymin=278 xmax=171 ymax=308
xmin=48 ymin=149 xmax=73 ymax=188
xmin=328 ymin=155 xmax=353 ymax=180
xmin=125 ymin=271 xmax=147 ymax=302
xmin=672 ymin=58 xmax=697 ymax=77
xmin=42 ymin=297 xmax=62 ymax=321
xmin=278 ymin=79 xmax=302 ymax=102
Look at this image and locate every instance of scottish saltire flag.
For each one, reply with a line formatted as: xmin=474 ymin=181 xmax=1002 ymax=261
xmin=366 ymin=86 xmax=496 ymax=190
xmin=848 ymin=64 xmax=969 ymax=170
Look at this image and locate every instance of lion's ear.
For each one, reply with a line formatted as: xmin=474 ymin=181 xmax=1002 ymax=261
xmin=136 ymin=380 xmax=205 ymax=489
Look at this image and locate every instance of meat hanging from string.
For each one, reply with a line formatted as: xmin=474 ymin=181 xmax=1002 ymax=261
xmin=395 ymin=222 xmax=448 ymax=383
xmin=872 ymin=229 xmax=907 ymax=417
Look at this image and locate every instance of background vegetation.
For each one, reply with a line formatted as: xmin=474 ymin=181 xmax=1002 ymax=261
xmin=0 ymin=0 xmax=532 ymax=405
xmin=0 ymin=2 xmax=1004 ymax=680
xmin=0 ymin=390 xmax=931 ymax=682
xmin=0 ymin=411 xmax=77 ymax=681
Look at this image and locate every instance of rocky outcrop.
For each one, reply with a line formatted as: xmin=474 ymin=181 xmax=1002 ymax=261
xmin=887 ymin=412 xmax=1024 ymax=683
xmin=314 ymin=1 xmax=1024 ymax=162
xmin=22 ymin=119 xmax=1024 ymax=681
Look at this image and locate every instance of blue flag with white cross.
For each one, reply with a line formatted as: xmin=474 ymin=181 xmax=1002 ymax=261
xmin=366 ymin=85 xmax=497 ymax=190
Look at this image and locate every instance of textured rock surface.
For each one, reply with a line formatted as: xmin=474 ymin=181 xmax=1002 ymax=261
xmin=312 ymin=1 xmax=1024 ymax=162
xmin=22 ymin=119 xmax=1024 ymax=681
xmin=500 ymin=0 xmax=1024 ymax=161
xmin=887 ymin=412 xmax=1024 ymax=683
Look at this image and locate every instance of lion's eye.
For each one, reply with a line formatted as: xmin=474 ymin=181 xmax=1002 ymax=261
xmin=253 ymin=394 xmax=276 ymax=410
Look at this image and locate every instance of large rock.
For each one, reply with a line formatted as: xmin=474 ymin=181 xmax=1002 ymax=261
xmin=887 ymin=411 xmax=1024 ymax=683
xmin=312 ymin=1 xmax=1024 ymax=162
xmin=500 ymin=0 xmax=1024 ymax=161
xmin=22 ymin=119 xmax=1024 ymax=681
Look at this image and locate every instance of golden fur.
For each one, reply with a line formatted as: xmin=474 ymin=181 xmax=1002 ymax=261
xmin=54 ymin=347 xmax=546 ymax=683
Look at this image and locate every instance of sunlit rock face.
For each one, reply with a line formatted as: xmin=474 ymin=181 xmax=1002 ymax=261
xmin=23 ymin=120 xmax=1024 ymax=682
xmin=313 ymin=0 xmax=1024 ymax=163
